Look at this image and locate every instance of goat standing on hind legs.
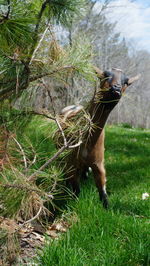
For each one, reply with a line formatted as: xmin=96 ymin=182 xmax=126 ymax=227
xmin=61 ymin=67 xmax=140 ymax=208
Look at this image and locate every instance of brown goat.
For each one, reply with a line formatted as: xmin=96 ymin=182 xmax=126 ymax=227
xmin=61 ymin=67 xmax=139 ymax=208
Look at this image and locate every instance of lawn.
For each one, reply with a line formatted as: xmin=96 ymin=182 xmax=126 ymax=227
xmin=37 ymin=125 xmax=150 ymax=266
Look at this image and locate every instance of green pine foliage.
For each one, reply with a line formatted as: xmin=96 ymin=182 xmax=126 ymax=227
xmin=0 ymin=110 xmax=61 ymax=219
xmin=0 ymin=0 xmax=93 ymax=101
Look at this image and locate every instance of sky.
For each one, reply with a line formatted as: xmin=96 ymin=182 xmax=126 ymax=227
xmin=95 ymin=0 xmax=150 ymax=52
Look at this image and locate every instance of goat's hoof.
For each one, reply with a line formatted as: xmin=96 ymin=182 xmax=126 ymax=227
xmin=102 ymin=199 xmax=109 ymax=209
xmin=100 ymin=194 xmax=109 ymax=209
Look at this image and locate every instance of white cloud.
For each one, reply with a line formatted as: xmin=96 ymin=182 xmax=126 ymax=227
xmin=95 ymin=0 xmax=150 ymax=51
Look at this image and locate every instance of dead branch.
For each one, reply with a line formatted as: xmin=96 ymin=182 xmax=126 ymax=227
xmin=15 ymin=206 xmax=43 ymax=233
xmin=12 ymin=136 xmax=27 ymax=170
xmin=28 ymin=145 xmax=66 ymax=183
xmin=68 ymin=140 xmax=82 ymax=149
xmin=41 ymin=80 xmax=67 ymax=146
xmin=28 ymin=139 xmax=82 ymax=183
xmin=55 ymin=117 xmax=67 ymax=147
xmin=30 ymin=24 xmax=51 ymax=65
xmin=41 ymin=78 xmax=56 ymax=116
xmin=23 ymin=137 xmax=37 ymax=172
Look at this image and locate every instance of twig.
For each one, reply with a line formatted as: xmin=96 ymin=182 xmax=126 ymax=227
xmin=15 ymin=66 xmax=20 ymax=94
xmin=29 ymin=24 xmax=50 ymax=65
xmin=26 ymin=109 xmax=55 ymax=121
xmin=28 ymin=0 xmax=50 ymax=63
xmin=27 ymin=154 xmax=37 ymax=170
xmin=41 ymin=78 xmax=56 ymax=115
xmin=0 ymin=183 xmax=54 ymax=200
xmin=0 ymin=183 xmax=40 ymax=193
xmin=0 ymin=66 xmax=75 ymax=100
xmin=55 ymin=117 xmax=67 ymax=147
xmin=29 ymin=65 xmax=75 ymax=82
xmin=68 ymin=140 xmax=82 ymax=149
xmin=35 ymin=0 xmax=49 ymax=35
xmin=15 ymin=206 xmax=43 ymax=232
xmin=28 ymin=139 xmax=82 ymax=183
xmin=41 ymin=79 xmax=68 ymax=147
xmin=23 ymin=136 xmax=37 ymax=172
xmin=28 ymin=145 xmax=66 ymax=182
xmin=12 ymin=136 xmax=27 ymax=170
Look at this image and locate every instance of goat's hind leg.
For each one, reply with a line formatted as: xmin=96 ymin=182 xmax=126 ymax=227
xmin=92 ymin=163 xmax=108 ymax=209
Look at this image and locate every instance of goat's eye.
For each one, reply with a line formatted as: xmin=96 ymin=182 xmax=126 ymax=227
xmin=121 ymin=74 xmax=129 ymax=86
xmin=124 ymin=78 xmax=129 ymax=85
xmin=104 ymin=71 xmax=113 ymax=83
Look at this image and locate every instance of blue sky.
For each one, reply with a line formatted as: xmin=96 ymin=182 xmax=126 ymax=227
xmin=95 ymin=0 xmax=150 ymax=52
xmin=135 ymin=0 xmax=150 ymax=7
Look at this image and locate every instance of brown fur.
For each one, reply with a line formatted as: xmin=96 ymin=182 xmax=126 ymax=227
xmin=62 ymin=67 xmax=139 ymax=208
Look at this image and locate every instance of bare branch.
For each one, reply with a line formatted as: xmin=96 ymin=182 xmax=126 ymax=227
xmin=12 ymin=136 xmax=27 ymax=170
xmin=68 ymin=140 xmax=82 ymax=149
xmin=41 ymin=79 xmax=69 ymax=148
xmin=28 ymin=139 xmax=82 ymax=183
xmin=28 ymin=145 xmax=66 ymax=182
xmin=31 ymin=109 xmax=55 ymax=120
xmin=55 ymin=117 xmax=67 ymax=147
xmin=41 ymin=78 xmax=56 ymax=115
xmin=30 ymin=24 xmax=50 ymax=65
xmin=16 ymin=206 xmax=43 ymax=232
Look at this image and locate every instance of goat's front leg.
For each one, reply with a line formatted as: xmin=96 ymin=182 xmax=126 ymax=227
xmin=81 ymin=165 xmax=89 ymax=180
xmin=92 ymin=163 xmax=108 ymax=209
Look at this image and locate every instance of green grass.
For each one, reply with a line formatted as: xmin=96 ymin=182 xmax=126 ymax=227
xmin=37 ymin=125 xmax=150 ymax=266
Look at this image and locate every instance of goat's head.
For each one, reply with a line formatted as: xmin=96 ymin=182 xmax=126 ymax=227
xmin=94 ymin=67 xmax=140 ymax=105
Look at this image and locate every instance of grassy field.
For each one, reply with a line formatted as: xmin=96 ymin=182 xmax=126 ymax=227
xmin=37 ymin=125 xmax=150 ymax=266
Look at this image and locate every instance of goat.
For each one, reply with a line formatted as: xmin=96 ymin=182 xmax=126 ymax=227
xmin=61 ymin=67 xmax=139 ymax=208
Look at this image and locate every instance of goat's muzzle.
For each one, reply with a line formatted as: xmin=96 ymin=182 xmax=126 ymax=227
xmin=110 ymin=85 xmax=122 ymax=98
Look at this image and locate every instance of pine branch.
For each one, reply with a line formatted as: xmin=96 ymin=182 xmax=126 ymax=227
xmin=28 ymin=140 xmax=82 ymax=183
xmin=35 ymin=0 xmax=50 ymax=35
xmin=0 ymin=65 xmax=75 ymax=101
xmin=16 ymin=206 xmax=43 ymax=232
xmin=0 ymin=183 xmax=54 ymax=199
xmin=29 ymin=65 xmax=75 ymax=82
xmin=28 ymin=145 xmax=66 ymax=182
xmin=29 ymin=0 xmax=50 ymax=63
xmin=29 ymin=24 xmax=50 ymax=65
xmin=12 ymin=137 xmax=27 ymax=170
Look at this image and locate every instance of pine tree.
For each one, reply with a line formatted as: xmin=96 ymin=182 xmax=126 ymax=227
xmin=0 ymin=0 xmax=93 ymax=102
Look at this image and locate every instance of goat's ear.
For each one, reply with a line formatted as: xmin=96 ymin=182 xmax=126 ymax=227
xmin=128 ymin=74 xmax=141 ymax=86
xmin=93 ymin=66 xmax=104 ymax=78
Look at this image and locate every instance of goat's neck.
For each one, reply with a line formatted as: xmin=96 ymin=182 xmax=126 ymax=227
xmin=87 ymin=95 xmax=119 ymax=146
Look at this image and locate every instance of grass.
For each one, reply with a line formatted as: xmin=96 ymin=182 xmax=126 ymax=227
xmin=37 ymin=125 xmax=150 ymax=266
